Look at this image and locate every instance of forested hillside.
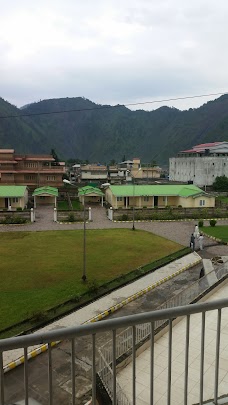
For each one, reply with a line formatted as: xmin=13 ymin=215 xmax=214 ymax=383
xmin=0 ymin=95 xmax=228 ymax=164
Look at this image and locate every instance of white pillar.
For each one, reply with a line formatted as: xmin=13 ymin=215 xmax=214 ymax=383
xmin=89 ymin=207 xmax=92 ymax=221
xmin=101 ymin=196 xmax=104 ymax=207
xmin=109 ymin=207 xmax=113 ymax=221
xmin=54 ymin=207 xmax=57 ymax=222
xmin=31 ymin=208 xmax=34 ymax=222
xmin=165 ymin=196 xmax=168 ymax=206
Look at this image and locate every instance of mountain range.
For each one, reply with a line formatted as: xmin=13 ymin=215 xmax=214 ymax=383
xmin=0 ymin=95 xmax=228 ymax=165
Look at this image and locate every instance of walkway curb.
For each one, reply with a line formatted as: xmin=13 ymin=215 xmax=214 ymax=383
xmin=3 ymin=255 xmax=202 ymax=373
xmin=113 ymin=218 xmax=228 ymax=223
xmin=200 ymin=231 xmax=228 ymax=245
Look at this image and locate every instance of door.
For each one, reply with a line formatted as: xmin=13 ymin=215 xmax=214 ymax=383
xmin=124 ymin=197 xmax=129 ymax=207
xmin=154 ymin=196 xmax=158 ymax=207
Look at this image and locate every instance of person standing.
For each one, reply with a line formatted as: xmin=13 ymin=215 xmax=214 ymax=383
xmin=198 ymin=233 xmax=204 ymax=251
xmin=194 ymin=224 xmax=200 ymax=239
xmin=190 ymin=233 xmax=195 ymax=251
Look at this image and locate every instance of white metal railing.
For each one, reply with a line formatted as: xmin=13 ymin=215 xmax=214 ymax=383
xmin=97 ymin=263 xmax=228 ymax=402
xmin=0 ymin=297 xmax=228 ymax=405
xmin=99 ymin=352 xmax=131 ymax=405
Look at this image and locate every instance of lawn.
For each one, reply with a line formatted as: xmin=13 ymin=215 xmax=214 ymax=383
xmin=57 ymin=199 xmax=81 ymax=210
xmin=201 ymin=225 xmax=228 ymax=242
xmin=0 ymin=229 xmax=183 ymax=333
xmin=216 ymin=196 xmax=228 ymax=204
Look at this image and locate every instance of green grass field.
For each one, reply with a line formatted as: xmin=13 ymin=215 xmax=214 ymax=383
xmin=0 ymin=229 xmax=182 ymax=333
xmin=57 ymin=200 xmax=81 ymax=210
xmin=216 ymin=196 xmax=228 ymax=204
xmin=201 ymin=225 xmax=228 ymax=242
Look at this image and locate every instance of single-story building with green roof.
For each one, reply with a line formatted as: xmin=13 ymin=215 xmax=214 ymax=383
xmin=0 ymin=185 xmax=28 ymax=210
xmin=78 ymin=186 xmax=105 ymax=206
xmin=105 ymin=184 xmax=215 ymax=209
xmin=32 ymin=186 xmax=58 ymax=207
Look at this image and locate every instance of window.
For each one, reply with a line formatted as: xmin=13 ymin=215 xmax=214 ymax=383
xmin=144 ymin=196 xmax=149 ymax=202
xmin=162 ymin=196 xmax=166 ymax=202
xmin=26 ymin=163 xmax=38 ymax=168
xmin=25 ymin=175 xmax=35 ymax=180
xmin=199 ymin=200 xmax=205 ymax=206
xmin=12 ymin=198 xmax=19 ymax=203
xmin=117 ymin=197 xmax=122 ymax=201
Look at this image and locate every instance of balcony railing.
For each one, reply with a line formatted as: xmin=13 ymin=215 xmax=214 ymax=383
xmin=0 ymin=295 xmax=228 ymax=405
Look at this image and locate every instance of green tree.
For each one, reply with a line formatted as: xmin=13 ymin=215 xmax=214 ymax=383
xmin=151 ymin=160 xmax=157 ymax=167
xmin=212 ymin=175 xmax=228 ymax=191
xmin=51 ymin=148 xmax=60 ymax=165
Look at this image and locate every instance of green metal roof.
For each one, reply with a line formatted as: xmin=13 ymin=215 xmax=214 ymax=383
xmin=0 ymin=185 xmax=27 ymax=197
xmin=78 ymin=186 xmax=104 ymax=197
xmin=32 ymin=186 xmax=58 ymax=197
xmin=109 ymin=184 xmax=207 ymax=198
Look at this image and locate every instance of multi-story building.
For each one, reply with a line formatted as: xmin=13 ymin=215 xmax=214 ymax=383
xmin=69 ymin=158 xmax=161 ymax=185
xmin=80 ymin=164 xmax=108 ymax=182
xmin=169 ymin=142 xmax=228 ymax=187
xmin=131 ymin=157 xmax=162 ymax=180
xmin=0 ymin=149 xmax=65 ymax=188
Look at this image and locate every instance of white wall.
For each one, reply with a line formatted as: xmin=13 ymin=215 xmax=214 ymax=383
xmin=169 ymin=157 xmax=228 ymax=186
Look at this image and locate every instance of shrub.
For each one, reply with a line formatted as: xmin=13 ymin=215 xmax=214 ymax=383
xmin=71 ymin=294 xmax=81 ymax=303
xmin=67 ymin=213 xmax=75 ymax=222
xmin=121 ymin=214 xmax=128 ymax=221
xmin=1 ymin=216 xmax=27 ymax=224
xmin=87 ymin=280 xmax=99 ymax=295
xmin=16 ymin=207 xmax=23 ymax=211
xmin=198 ymin=220 xmax=204 ymax=227
xmin=210 ymin=219 xmax=217 ymax=227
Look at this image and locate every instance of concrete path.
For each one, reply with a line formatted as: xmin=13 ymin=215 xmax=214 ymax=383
xmin=0 ymin=205 xmax=227 ymax=253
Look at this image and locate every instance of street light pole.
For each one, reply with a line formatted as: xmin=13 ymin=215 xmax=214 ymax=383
xmin=63 ymin=180 xmax=87 ymax=282
xmin=132 ymin=177 xmax=135 ymax=230
xmin=82 ymin=194 xmax=87 ymax=282
xmin=131 ymin=167 xmax=141 ymax=230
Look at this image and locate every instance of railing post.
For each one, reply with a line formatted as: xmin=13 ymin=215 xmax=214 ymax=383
xmin=0 ymin=352 xmax=4 ymax=405
xmin=214 ymin=309 xmax=221 ymax=405
xmin=108 ymin=207 xmax=113 ymax=221
xmin=53 ymin=207 xmax=57 ymax=222
xmin=89 ymin=207 xmax=92 ymax=221
xmin=30 ymin=208 xmax=34 ymax=222
xmin=199 ymin=312 xmax=206 ymax=405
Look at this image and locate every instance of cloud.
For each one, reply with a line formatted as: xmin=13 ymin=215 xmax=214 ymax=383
xmin=0 ymin=0 xmax=228 ymax=109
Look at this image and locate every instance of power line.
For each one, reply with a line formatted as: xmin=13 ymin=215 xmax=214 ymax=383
xmin=0 ymin=91 xmax=227 ymax=119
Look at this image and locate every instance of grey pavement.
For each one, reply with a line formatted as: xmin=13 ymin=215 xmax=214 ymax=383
xmin=0 ymin=205 xmax=228 ymax=253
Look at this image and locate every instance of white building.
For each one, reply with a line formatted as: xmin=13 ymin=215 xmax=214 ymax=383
xmin=169 ymin=142 xmax=228 ymax=187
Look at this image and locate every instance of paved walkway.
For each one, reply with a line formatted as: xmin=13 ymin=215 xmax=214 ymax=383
xmin=117 ymin=279 xmax=228 ymax=405
xmin=1 ymin=205 xmax=228 ymax=252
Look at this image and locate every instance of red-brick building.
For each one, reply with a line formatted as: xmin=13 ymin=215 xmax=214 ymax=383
xmin=0 ymin=149 xmax=65 ymax=187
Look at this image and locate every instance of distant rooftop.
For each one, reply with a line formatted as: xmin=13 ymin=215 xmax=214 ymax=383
xmin=180 ymin=141 xmax=226 ymax=154
xmin=0 ymin=185 xmax=27 ymax=197
xmin=109 ymin=184 xmax=206 ymax=197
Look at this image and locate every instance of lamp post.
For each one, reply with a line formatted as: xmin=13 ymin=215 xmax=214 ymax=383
xmin=82 ymin=192 xmax=87 ymax=282
xmin=63 ymin=179 xmax=87 ymax=282
xmin=131 ymin=168 xmax=141 ymax=230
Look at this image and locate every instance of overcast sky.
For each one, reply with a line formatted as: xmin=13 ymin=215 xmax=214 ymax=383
xmin=1 ymin=0 xmax=228 ymax=111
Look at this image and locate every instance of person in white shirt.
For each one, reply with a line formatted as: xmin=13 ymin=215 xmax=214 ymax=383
xmin=194 ymin=224 xmax=200 ymax=239
xmin=198 ymin=234 xmax=204 ymax=251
